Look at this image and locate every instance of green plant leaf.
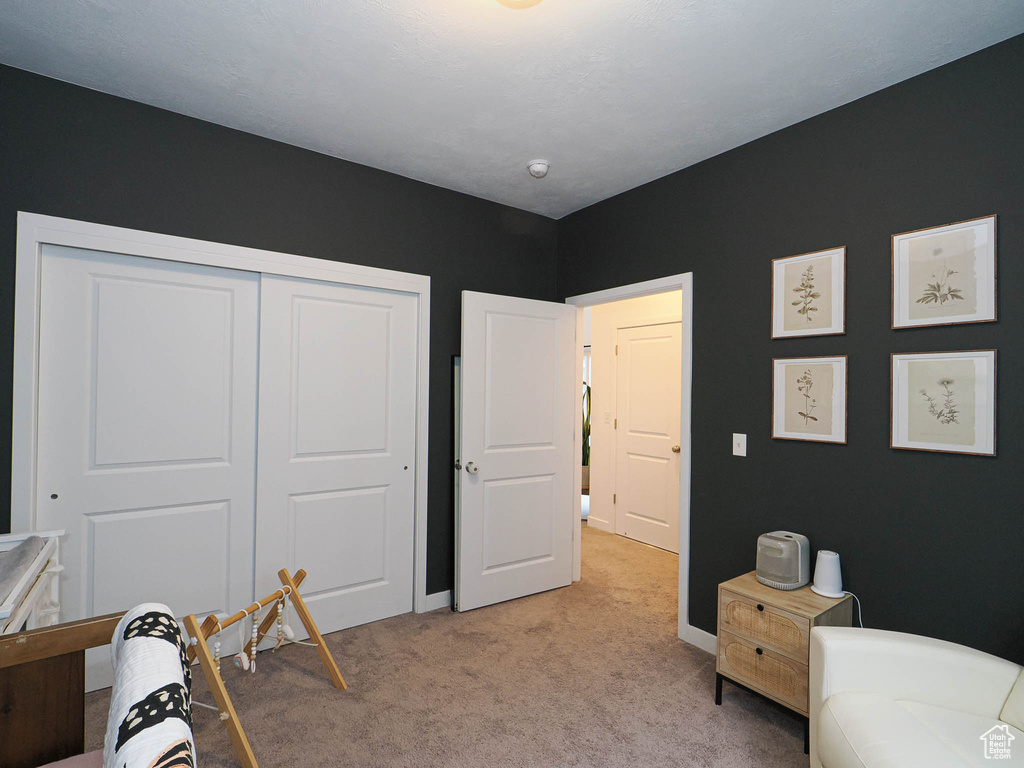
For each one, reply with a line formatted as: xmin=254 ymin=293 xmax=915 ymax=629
xmin=807 ymin=415 xmax=818 ymax=421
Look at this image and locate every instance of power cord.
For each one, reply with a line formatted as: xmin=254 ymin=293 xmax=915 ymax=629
xmin=844 ymin=591 xmax=864 ymax=628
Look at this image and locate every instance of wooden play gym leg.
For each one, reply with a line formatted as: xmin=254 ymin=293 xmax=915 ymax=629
xmin=278 ymin=568 xmax=347 ymax=690
xmin=183 ymin=613 xmax=258 ymax=768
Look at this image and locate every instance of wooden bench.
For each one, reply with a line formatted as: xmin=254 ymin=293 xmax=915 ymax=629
xmin=0 ymin=613 xmax=124 ymax=768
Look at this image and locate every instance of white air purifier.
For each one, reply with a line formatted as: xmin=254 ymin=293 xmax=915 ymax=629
xmin=755 ymin=531 xmax=810 ymax=590
xmin=811 ymin=550 xmax=844 ymax=598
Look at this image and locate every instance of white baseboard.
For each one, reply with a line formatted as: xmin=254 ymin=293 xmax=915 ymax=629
xmin=421 ymin=590 xmax=452 ymax=612
xmin=679 ymin=624 xmax=717 ymax=654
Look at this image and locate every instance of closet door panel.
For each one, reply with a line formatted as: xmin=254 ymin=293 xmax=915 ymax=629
xmin=256 ymin=276 xmax=416 ymax=636
xmin=291 ymin=298 xmax=390 ymax=456
xmin=289 ymin=488 xmax=388 ymax=593
xmin=88 ymin=501 xmax=231 ymax=617
xmin=34 ymin=245 xmax=260 ymax=687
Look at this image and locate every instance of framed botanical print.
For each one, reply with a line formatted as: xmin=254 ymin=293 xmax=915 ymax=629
xmin=772 ymin=356 xmax=847 ymax=444
xmin=771 ymin=247 xmax=845 ymax=338
xmin=891 ymin=350 xmax=996 ymax=456
xmin=892 ymin=215 xmax=997 ymax=329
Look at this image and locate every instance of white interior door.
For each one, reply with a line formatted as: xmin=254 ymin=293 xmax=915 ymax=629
xmin=255 ymin=275 xmax=417 ymax=634
xmin=614 ymin=322 xmax=682 ymax=552
xmin=456 ymin=291 xmax=576 ymax=611
xmin=34 ymin=245 xmax=260 ymax=682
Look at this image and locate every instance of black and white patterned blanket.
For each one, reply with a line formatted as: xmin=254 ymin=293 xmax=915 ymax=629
xmin=103 ymin=604 xmax=196 ymax=768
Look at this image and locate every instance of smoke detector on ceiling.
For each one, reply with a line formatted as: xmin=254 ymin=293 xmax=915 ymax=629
xmin=527 ymin=160 xmax=550 ymax=179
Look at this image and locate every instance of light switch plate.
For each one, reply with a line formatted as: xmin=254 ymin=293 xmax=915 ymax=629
xmin=732 ymin=433 xmax=747 ymax=457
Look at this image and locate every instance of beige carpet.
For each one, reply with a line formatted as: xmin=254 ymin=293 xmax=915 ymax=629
xmin=86 ymin=527 xmax=807 ymax=766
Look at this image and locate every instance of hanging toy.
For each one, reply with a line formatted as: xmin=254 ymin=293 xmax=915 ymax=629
xmin=274 ymin=598 xmax=285 ymax=651
xmin=273 ymin=587 xmax=296 ymax=651
xmin=281 ymin=587 xmax=295 ymax=641
xmin=250 ymin=609 xmax=259 ymax=674
xmin=213 ymin=620 xmax=222 ymax=674
xmin=233 ymin=607 xmax=251 ymax=671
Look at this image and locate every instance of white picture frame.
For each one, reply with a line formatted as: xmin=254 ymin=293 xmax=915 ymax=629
xmin=772 ymin=356 xmax=847 ymax=444
xmin=771 ymin=247 xmax=845 ymax=338
xmin=891 ymin=350 xmax=996 ymax=456
xmin=892 ymin=215 xmax=997 ymax=329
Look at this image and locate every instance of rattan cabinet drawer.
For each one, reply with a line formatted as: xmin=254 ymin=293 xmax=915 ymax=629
xmin=719 ymin=588 xmax=809 ymax=662
xmin=717 ymin=630 xmax=809 ymax=714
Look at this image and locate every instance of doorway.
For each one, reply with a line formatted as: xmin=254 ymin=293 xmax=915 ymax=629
xmin=582 ymin=292 xmax=682 ymax=553
xmin=566 ymin=274 xmax=709 ymax=650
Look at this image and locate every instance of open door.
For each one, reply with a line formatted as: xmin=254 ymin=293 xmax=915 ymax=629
xmin=455 ymin=291 xmax=576 ymax=611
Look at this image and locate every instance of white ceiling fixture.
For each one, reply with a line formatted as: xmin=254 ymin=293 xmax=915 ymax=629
xmin=527 ymin=160 xmax=550 ymax=179
xmin=496 ymin=0 xmax=544 ymax=8
xmin=1 ymin=2 xmax=1023 ymax=219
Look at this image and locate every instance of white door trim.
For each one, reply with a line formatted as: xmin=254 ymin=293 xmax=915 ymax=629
xmin=12 ymin=212 xmax=434 ymax=614
xmin=566 ymin=273 xmax=713 ymax=654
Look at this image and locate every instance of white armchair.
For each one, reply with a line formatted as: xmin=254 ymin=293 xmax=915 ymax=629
xmin=809 ymin=626 xmax=1023 ymax=767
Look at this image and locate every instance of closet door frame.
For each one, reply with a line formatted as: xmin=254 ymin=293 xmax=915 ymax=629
xmin=12 ymin=212 xmax=437 ymax=613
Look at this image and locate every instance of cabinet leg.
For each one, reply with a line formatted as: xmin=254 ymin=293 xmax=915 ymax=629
xmin=715 ymin=673 xmax=723 ymax=706
xmin=804 ymin=717 xmax=810 ymax=755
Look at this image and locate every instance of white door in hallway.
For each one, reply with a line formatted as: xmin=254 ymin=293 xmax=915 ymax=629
xmin=614 ymin=322 xmax=682 ymax=553
xmin=255 ymin=275 xmax=417 ymax=634
xmin=34 ymin=245 xmax=260 ymax=682
xmin=456 ymin=291 xmax=576 ymax=611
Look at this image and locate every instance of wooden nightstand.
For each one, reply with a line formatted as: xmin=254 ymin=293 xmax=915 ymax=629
xmin=715 ymin=571 xmax=853 ymax=753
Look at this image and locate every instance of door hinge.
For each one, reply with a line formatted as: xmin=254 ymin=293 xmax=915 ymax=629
xmin=454 ymin=460 xmax=462 ymax=470
xmin=613 ymin=493 xmax=617 ymax=503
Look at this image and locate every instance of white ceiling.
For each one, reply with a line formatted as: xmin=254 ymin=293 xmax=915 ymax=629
xmin=2 ymin=2 xmax=1023 ymax=219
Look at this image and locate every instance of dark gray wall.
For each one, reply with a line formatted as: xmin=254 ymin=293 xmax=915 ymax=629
xmin=558 ymin=35 xmax=1024 ymax=662
xmin=0 ymin=64 xmax=559 ymax=595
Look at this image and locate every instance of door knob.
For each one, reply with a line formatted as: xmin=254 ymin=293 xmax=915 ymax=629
xmin=671 ymin=445 xmax=681 ymax=453
xmin=465 ymin=461 xmax=480 ymax=475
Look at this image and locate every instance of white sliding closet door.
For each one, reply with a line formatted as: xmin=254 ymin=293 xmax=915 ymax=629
xmin=34 ymin=245 xmax=260 ymax=681
xmin=255 ymin=276 xmax=417 ymax=634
